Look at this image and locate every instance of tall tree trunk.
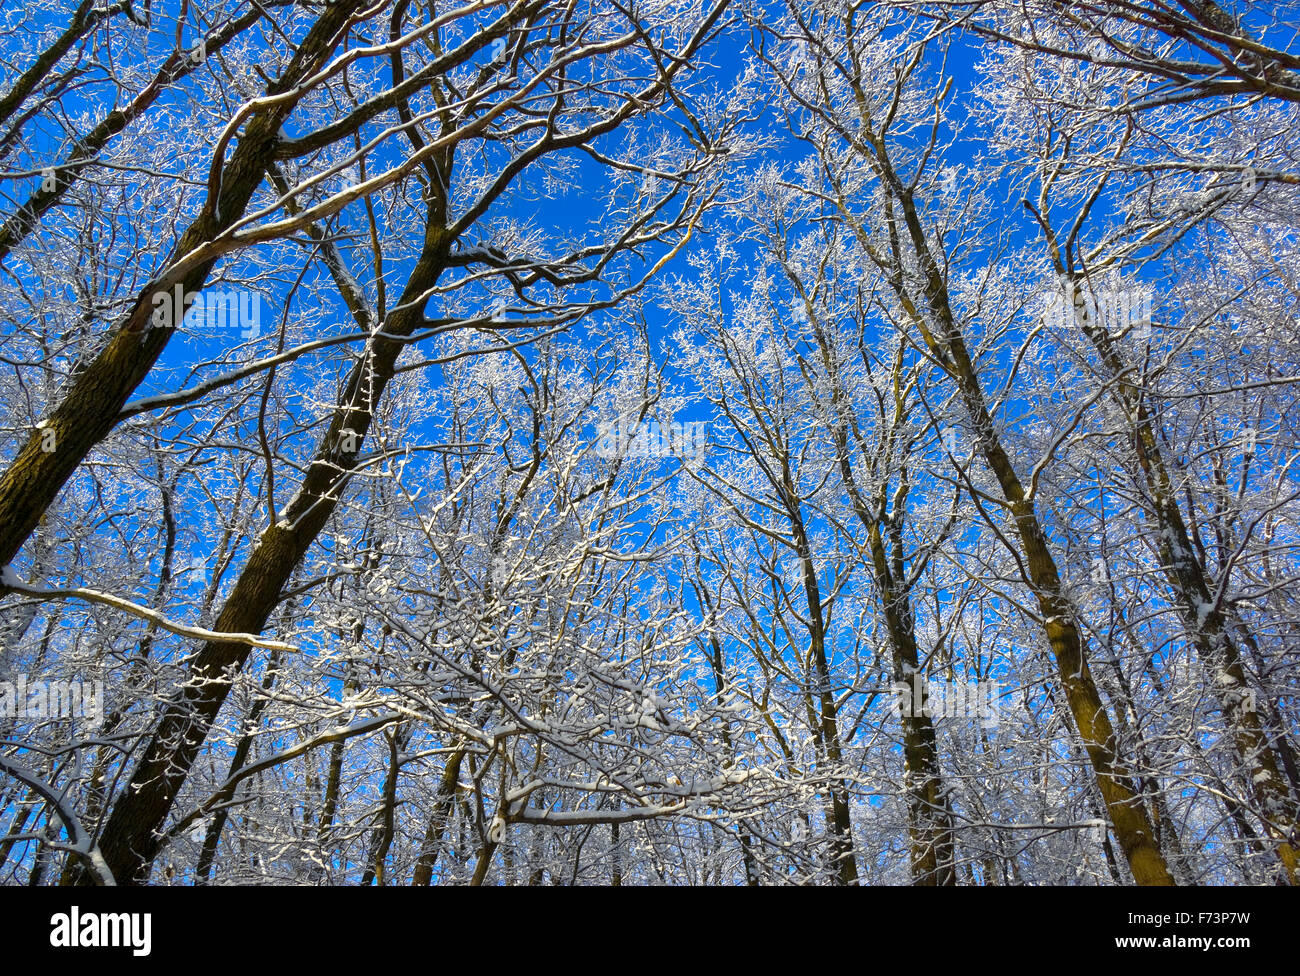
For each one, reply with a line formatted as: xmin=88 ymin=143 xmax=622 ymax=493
xmin=832 ymin=404 xmax=955 ymax=882
xmin=360 ymin=728 xmax=405 ymax=885
xmin=787 ymin=495 xmax=859 ymax=885
xmin=194 ymin=650 xmax=283 ymax=884
xmin=691 ymin=567 xmax=762 ymax=884
xmin=411 ymin=749 xmax=465 ymax=886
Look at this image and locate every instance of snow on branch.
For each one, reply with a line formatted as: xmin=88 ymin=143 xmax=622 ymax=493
xmin=0 ymin=753 xmax=115 ymax=885
xmin=0 ymin=571 xmax=297 ymax=652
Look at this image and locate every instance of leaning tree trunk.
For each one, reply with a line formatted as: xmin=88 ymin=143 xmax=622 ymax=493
xmin=1077 ymin=314 xmax=1300 ymax=883
xmin=0 ymin=0 xmax=362 ymax=573
xmin=877 ymin=179 xmax=1176 ymax=885
xmin=64 ymin=212 xmax=454 ymax=885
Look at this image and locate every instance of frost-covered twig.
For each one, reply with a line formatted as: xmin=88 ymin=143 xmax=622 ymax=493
xmin=164 ymin=712 xmax=404 ymax=841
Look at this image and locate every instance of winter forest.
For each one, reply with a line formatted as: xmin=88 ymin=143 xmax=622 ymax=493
xmin=0 ymin=0 xmax=1297 ymax=888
